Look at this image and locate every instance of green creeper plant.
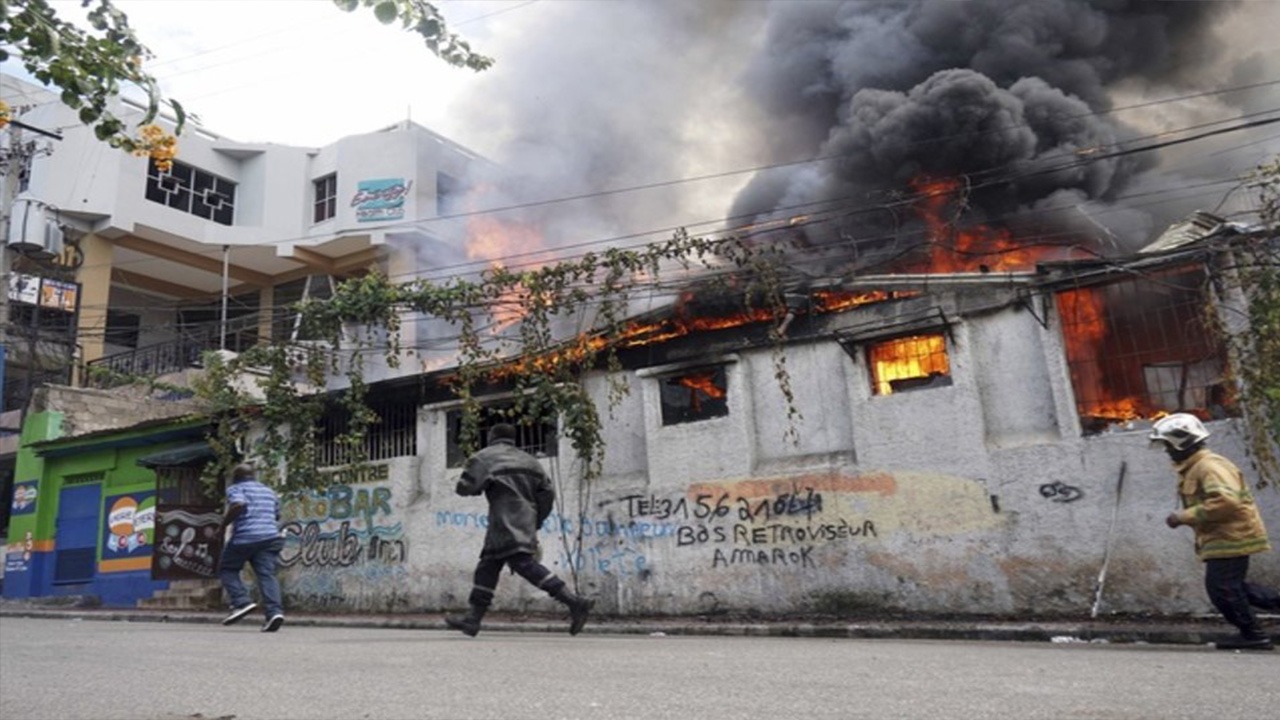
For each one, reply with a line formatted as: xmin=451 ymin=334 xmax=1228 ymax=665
xmin=333 ymin=0 xmax=494 ymax=71
xmin=195 ymin=228 xmax=803 ymax=498
xmin=1219 ymin=158 xmax=1280 ymax=488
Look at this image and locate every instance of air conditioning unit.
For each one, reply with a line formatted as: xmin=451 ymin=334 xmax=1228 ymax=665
xmin=5 ymin=197 xmax=64 ymax=256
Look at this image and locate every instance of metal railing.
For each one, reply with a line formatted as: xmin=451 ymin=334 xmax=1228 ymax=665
xmin=84 ymin=315 xmax=268 ymax=387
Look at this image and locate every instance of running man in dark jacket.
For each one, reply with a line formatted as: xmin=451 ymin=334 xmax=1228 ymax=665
xmin=446 ymin=423 xmax=592 ymax=637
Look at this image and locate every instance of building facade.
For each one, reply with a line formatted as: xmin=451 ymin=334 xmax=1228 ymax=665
xmin=272 ymin=234 xmax=1280 ymax=618
xmin=4 ymin=73 xmax=1276 ymax=617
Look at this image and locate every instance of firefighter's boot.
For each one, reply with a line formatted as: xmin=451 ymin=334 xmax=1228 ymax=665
xmin=445 ymin=604 xmax=486 ymax=637
xmin=553 ymin=588 xmax=594 ymax=636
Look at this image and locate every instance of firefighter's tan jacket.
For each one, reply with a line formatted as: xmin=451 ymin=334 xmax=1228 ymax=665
xmin=1172 ymin=448 xmax=1271 ymax=560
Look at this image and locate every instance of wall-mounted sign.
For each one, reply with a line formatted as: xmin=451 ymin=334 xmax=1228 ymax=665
xmin=7 ymin=273 xmax=79 ymax=313
xmin=11 ymin=481 xmax=38 ymax=515
xmin=100 ymin=491 xmax=155 ymax=572
xmin=352 ymin=178 xmax=412 ymax=222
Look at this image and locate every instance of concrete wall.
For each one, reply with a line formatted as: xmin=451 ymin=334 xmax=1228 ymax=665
xmin=275 ymin=298 xmax=1279 ymax=618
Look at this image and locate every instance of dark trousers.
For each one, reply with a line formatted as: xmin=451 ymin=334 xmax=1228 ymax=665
xmin=1204 ymin=556 xmax=1276 ymax=637
xmin=468 ymin=552 xmax=566 ymax=608
xmin=220 ymin=536 xmax=285 ymax=618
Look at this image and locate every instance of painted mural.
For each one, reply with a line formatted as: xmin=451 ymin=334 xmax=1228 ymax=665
xmin=154 ymin=507 xmax=223 ymax=579
xmin=278 ymin=465 xmax=410 ymax=611
xmin=100 ymin=491 xmax=155 ymax=573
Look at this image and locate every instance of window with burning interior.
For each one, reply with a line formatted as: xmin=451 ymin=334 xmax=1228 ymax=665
xmin=866 ymin=333 xmax=952 ymax=396
xmin=445 ymin=404 xmax=558 ymax=468
xmin=659 ymin=366 xmax=729 ymax=425
xmin=1055 ymin=266 xmax=1234 ymax=435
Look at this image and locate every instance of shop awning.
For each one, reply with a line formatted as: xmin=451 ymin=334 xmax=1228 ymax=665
xmin=136 ymin=441 xmax=215 ymax=468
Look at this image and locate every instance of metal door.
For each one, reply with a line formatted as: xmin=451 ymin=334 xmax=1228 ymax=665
xmin=54 ymin=483 xmax=101 ymax=584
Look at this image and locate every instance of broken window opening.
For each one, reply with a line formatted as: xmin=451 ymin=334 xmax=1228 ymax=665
xmin=445 ymin=403 xmax=558 ymax=468
xmin=659 ymin=365 xmax=729 ymax=425
xmin=1055 ymin=265 xmax=1235 ymax=435
xmin=867 ymin=333 xmax=952 ymax=396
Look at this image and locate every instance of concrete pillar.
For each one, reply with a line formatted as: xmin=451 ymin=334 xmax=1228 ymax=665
xmin=74 ymin=233 xmax=114 ymax=376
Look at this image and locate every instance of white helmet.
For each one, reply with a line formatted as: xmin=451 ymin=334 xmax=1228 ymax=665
xmin=1148 ymin=413 xmax=1210 ymax=451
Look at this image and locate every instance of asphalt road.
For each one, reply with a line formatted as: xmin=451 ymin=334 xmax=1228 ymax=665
xmin=0 ymin=616 xmax=1275 ymax=720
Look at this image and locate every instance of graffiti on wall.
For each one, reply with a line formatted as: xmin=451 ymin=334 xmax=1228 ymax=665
xmin=436 ymin=473 xmax=891 ymax=575
xmin=278 ymin=477 xmax=409 ymax=611
xmin=435 ymin=509 xmax=670 ymax=577
xmin=1038 ymin=481 xmax=1083 ymax=503
xmin=280 ymin=482 xmax=407 ymax=570
xmin=436 ymin=470 xmax=1004 ymax=579
xmin=622 ymin=474 xmax=884 ymax=570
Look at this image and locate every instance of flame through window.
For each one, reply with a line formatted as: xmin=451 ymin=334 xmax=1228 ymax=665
xmin=867 ymin=333 xmax=952 ymax=396
xmin=1056 ymin=267 xmax=1233 ymax=434
xmin=660 ymin=366 xmax=729 ymax=425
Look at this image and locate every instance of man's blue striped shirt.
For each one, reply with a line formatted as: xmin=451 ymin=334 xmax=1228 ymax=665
xmin=227 ymin=479 xmax=281 ymax=544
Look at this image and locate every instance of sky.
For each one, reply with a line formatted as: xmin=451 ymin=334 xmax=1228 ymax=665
xmin=70 ymin=0 xmax=527 ymax=148
xmin=14 ymin=1 xmax=1280 ymax=264
xmin=66 ymin=0 xmax=768 ymax=247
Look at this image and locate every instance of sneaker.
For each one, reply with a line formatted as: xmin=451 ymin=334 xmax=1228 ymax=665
xmin=221 ymin=603 xmax=257 ymax=626
xmin=568 ymin=598 xmax=594 ymax=636
xmin=261 ymin=614 xmax=284 ymax=633
xmin=1214 ymin=634 xmax=1274 ymax=651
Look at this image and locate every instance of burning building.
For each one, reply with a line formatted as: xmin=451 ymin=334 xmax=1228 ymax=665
xmin=309 ymin=208 xmax=1273 ymax=620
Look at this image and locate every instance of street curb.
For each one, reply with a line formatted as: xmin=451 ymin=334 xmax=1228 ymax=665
xmin=0 ymin=607 xmax=1231 ymax=647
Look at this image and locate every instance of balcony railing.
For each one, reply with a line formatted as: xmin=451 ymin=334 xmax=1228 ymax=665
xmin=84 ymin=315 xmax=268 ymax=388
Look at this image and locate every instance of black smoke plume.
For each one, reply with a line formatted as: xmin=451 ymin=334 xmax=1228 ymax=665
xmin=728 ymin=0 xmax=1251 ymax=271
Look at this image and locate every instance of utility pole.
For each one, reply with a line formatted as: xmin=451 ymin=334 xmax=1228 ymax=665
xmin=1 ymin=124 xmax=24 ymax=413
xmin=1 ymin=114 xmax=63 ymax=413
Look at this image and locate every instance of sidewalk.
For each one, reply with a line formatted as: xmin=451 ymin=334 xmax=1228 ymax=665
xmin=3 ymin=599 xmax=1270 ymax=647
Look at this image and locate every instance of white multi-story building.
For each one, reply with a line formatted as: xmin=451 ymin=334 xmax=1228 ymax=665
xmin=3 ymin=72 xmax=484 ymax=399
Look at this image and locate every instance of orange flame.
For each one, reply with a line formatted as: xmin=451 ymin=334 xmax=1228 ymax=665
xmin=904 ymin=176 xmax=1083 ymax=273
xmin=1057 ymin=286 xmax=1147 ymax=423
xmin=867 ymin=334 xmax=949 ymax=396
xmin=677 ymin=370 xmax=726 ymax=412
xmin=813 ymin=289 xmax=914 ymax=312
xmin=465 ymin=216 xmax=551 ymax=332
xmin=678 ymin=371 xmax=726 ymax=399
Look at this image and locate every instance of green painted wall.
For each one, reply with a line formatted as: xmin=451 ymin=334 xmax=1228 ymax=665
xmin=6 ymin=410 xmax=64 ymax=547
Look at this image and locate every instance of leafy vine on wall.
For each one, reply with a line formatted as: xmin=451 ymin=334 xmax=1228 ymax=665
xmin=1212 ymin=159 xmax=1280 ymax=489
xmin=193 ymin=229 xmax=801 ymax=495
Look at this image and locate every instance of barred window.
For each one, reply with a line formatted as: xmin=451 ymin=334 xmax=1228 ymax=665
xmin=1056 ymin=266 xmax=1233 ymax=434
xmin=145 ymin=158 xmax=236 ymax=225
xmin=445 ymin=404 xmax=557 ymax=468
xmin=867 ymin=333 xmax=952 ymax=396
xmin=317 ymin=396 xmax=418 ymax=468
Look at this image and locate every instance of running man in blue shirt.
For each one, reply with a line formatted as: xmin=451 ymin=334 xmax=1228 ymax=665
xmin=219 ymin=463 xmax=286 ymax=632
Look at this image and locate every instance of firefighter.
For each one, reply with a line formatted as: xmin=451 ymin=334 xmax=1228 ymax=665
xmin=1151 ymin=413 xmax=1278 ymax=650
xmin=446 ymin=423 xmax=593 ymax=637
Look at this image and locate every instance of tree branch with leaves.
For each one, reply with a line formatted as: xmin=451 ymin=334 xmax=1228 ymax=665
xmin=1 ymin=0 xmax=491 ymax=162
